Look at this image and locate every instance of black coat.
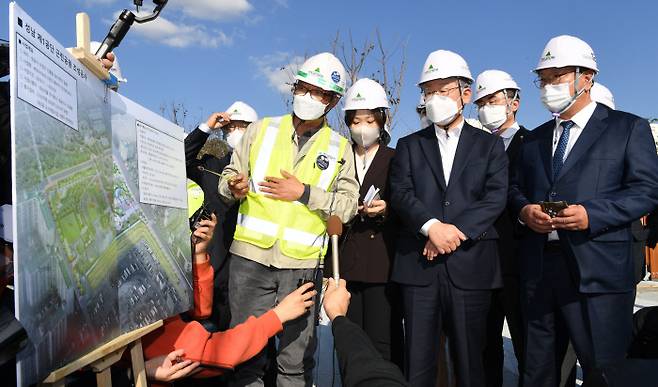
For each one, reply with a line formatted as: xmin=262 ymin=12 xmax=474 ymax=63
xmin=389 ymin=123 xmax=509 ymax=289
xmin=184 ymin=128 xmax=238 ymax=330
xmin=325 ymin=146 xmax=397 ymax=283
xmin=508 ymin=104 xmax=658 ymax=293
xmin=494 ymin=126 xmax=528 ymax=277
xmin=332 ymin=316 xmax=408 ymax=387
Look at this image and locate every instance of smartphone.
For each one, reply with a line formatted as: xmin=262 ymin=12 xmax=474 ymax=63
xmin=539 ymin=201 xmax=569 ymax=218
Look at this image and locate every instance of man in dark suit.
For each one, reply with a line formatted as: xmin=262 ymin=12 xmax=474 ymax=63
xmin=389 ymin=50 xmax=508 ymax=387
xmin=509 ymin=35 xmax=658 ymax=386
xmin=185 ymin=101 xmax=258 ymax=331
xmin=473 ymin=70 xmax=528 ymax=387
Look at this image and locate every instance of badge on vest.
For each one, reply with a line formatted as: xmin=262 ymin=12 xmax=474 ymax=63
xmin=316 ymin=153 xmax=332 ymax=170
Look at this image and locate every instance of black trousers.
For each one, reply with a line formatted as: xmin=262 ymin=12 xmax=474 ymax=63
xmin=401 ymin=263 xmax=491 ymax=387
xmin=522 ymin=244 xmax=634 ymax=387
xmin=484 ymin=274 xmax=524 ymax=387
xmin=346 ymin=281 xmax=404 ymax=367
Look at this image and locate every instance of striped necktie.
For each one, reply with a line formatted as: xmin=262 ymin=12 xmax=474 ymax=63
xmin=552 ymin=120 xmax=574 ymax=181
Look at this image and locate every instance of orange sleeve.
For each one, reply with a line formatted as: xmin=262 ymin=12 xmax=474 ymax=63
xmin=174 ymin=310 xmax=283 ymax=369
xmin=191 ymin=257 xmax=213 ymax=319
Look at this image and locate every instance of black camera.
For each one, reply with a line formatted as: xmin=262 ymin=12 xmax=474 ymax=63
xmin=189 ymin=204 xmax=213 ymax=232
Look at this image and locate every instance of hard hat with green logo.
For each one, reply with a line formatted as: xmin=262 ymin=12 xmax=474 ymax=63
xmin=342 ymin=78 xmax=389 ymax=111
xmin=418 ymin=50 xmax=473 ymax=86
xmin=534 ymin=35 xmax=598 ymax=73
xmin=295 ymin=52 xmax=347 ymax=95
xmin=187 ymin=179 xmax=204 ymax=218
xmin=474 ymin=70 xmax=520 ymax=102
xmin=225 ymin=101 xmax=258 ymax=123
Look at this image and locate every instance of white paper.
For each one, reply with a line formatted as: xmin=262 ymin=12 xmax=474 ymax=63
xmin=363 ymin=185 xmax=381 ymax=207
xmin=15 ymin=27 xmax=78 ymax=130
xmin=136 ymin=120 xmax=187 ymax=208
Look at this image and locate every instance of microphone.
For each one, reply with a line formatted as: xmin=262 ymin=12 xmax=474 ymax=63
xmin=327 ymin=215 xmax=343 ymax=288
xmin=197 ymin=165 xmax=222 ymax=178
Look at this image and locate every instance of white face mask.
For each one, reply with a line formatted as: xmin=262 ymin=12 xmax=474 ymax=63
xmin=425 ymin=94 xmax=460 ymax=127
xmin=350 ymin=125 xmax=380 ymax=148
xmin=293 ymin=93 xmax=328 ymax=120
xmin=478 ymin=104 xmax=509 ymax=131
xmin=540 ymin=81 xmax=576 ymax=114
xmin=225 ymin=129 xmax=244 ymax=149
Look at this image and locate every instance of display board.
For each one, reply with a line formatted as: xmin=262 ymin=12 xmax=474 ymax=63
xmin=9 ymin=3 xmax=192 ymax=385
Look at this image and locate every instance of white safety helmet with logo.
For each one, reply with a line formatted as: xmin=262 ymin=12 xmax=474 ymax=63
xmin=534 ymin=35 xmax=598 ymax=73
xmin=474 ymin=70 xmax=520 ymax=131
xmin=225 ymin=101 xmax=258 ymax=123
xmin=419 ymin=49 xmax=473 ymax=85
xmin=474 ymin=70 xmax=520 ymax=103
xmin=534 ymin=35 xmax=598 ymax=115
xmin=590 ymin=83 xmax=615 ymax=110
xmin=418 ymin=50 xmax=472 ymax=127
xmin=343 ymin=78 xmax=389 ymax=111
xmin=343 ymin=78 xmax=391 ymax=146
xmin=295 ymin=52 xmax=347 ymax=95
xmin=293 ymin=52 xmax=346 ymax=120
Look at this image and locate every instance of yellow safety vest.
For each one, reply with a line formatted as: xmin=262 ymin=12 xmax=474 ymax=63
xmin=233 ymin=114 xmax=348 ymax=260
xmin=187 ymin=180 xmax=204 ymax=218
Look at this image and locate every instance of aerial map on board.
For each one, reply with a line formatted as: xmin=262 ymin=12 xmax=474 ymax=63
xmin=9 ymin=3 xmax=192 ymax=385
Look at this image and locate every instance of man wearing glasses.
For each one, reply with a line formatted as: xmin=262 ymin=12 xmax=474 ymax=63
xmin=509 ymin=35 xmax=658 ymax=386
xmin=218 ymin=52 xmax=359 ymax=387
xmin=389 ymin=50 xmax=508 ymax=387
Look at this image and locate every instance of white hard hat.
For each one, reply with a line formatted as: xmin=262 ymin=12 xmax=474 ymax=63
xmin=90 ymin=41 xmax=126 ymax=82
xmin=225 ymin=101 xmax=258 ymax=122
xmin=419 ymin=50 xmax=473 ymax=85
xmin=295 ymin=52 xmax=347 ymax=95
xmin=590 ymin=83 xmax=615 ymax=109
xmin=474 ymin=70 xmax=520 ymax=102
xmin=534 ymin=35 xmax=598 ymax=73
xmin=343 ymin=78 xmax=389 ymax=111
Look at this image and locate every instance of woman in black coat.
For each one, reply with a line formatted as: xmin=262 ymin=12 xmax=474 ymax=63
xmin=326 ymin=78 xmax=403 ymax=366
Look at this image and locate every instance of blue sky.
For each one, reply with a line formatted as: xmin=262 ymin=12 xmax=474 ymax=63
xmin=4 ymin=0 xmax=657 ymax=145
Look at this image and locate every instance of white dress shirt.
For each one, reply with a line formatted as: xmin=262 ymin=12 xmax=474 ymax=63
xmin=420 ymin=119 xmax=464 ymax=236
xmin=499 ymin=122 xmax=520 ymax=151
xmin=354 ymin=146 xmax=378 ymax=184
xmin=198 ymin=122 xmax=212 ymax=133
xmin=548 ymin=101 xmax=598 ymax=240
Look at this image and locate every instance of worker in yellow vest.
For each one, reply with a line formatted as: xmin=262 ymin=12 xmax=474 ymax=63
xmin=218 ymin=52 xmax=359 ymax=387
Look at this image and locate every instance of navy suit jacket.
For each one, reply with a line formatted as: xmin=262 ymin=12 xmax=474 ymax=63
xmin=509 ymin=104 xmax=658 ymax=293
xmin=389 ymin=122 xmax=508 ymax=289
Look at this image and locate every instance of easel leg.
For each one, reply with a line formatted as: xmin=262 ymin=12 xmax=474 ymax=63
xmin=130 ymin=339 xmax=148 ymax=387
xmin=96 ymin=369 xmax=112 ymax=387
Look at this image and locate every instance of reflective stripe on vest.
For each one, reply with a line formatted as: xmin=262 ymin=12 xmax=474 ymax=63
xmin=250 ymin=117 xmax=281 ymax=195
xmin=233 ymin=114 xmax=347 ymax=260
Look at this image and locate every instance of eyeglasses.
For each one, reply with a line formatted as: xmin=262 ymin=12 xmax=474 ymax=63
xmin=224 ymin=121 xmax=249 ymax=131
xmin=293 ymin=82 xmax=334 ymax=103
xmin=533 ymin=70 xmax=574 ymax=88
xmin=423 ymin=85 xmax=461 ymax=98
xmin=475 ymin=91 xmax=511 ymax=108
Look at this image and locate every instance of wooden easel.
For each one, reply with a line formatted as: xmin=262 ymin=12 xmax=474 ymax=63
xmin=66 ymin=12 xmax=110 ymax=80
xmin=40 ymin=320 xmax=163 ymax=387
xmin=40 ymin=12 xmax=162 ymax=387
